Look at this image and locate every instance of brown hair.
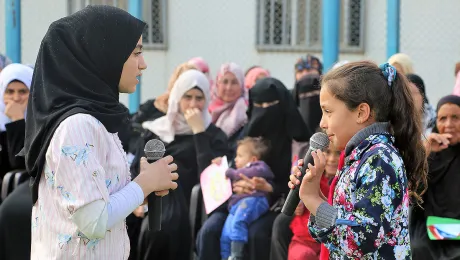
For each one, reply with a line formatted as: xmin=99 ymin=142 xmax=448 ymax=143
xmin=322 ymin=61 xmax=428 ymax=204
xmin=237 ymin=137 xmax=270 ymax=161
xmin=155 ymin=62 xmax=197 ymax=113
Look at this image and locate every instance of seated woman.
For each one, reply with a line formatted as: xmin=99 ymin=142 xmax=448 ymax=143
xmin=209 ymin=63 xmax=248 ymax=160
xmin=411 ymin=95 xmax=460 ymax=260
xmin=132 ymin=70 xmax=229 ymax=260
xmin=244 ymin=66 xmax=270 ymax=90
xmin=291 ymin=74 xmax=322 ymax=159
xmin=0 ymin=63 xmax=33 ymax=258
xmin=196 ymin=77 xmax=309 ymax=260
xmin=127 ymin=61 xmax=198 ymax=259
xmin=270 ymin=74 xmax=322 ymax=260
xmin=0 ymin=63 xmax=32 ymax=179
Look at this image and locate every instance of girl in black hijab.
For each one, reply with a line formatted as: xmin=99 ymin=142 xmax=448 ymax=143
xmin=411 ymin=95 xmax=460 ymax=260
xmin=23 ymin=5 xmax=177 ymax=259
xmin=196 ymin=77 xmax=309 ymax=260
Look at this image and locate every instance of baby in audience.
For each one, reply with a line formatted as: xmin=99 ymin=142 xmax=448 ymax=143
xmin=221 ymin=137 xmax=274 ymax=260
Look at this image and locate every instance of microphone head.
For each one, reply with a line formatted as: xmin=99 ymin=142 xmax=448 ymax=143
xmin=309 ymin=132 xmax=330 ymax=151
xmin=144 ymin=139 xmax=166 ymax=160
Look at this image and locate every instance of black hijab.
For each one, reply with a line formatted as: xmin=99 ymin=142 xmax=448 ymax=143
xmin=406 ymin=73 xmax=429 ymax=104
xmin=246 ymin=77 xmax=307 ymax=139
xmin=424 ymin=95 xmax=460 ymax=218
xmin=24 ymin=5 xmax=146 ymax=203
xmin=245 ymin=77 xmax=309 ymax=196
xmin=293 ymin=74 xmax=322 ymax=139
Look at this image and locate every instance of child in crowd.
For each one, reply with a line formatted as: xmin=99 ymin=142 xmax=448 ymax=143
xmin=288 ymin=143 xmax=341 ymax=260
xmin=221 ymin=137 xmax=274 ymax=260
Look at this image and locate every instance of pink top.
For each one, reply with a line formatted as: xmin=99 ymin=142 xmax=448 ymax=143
xmin=453 ymin=71 xmax=460 ymax=96
xmin=31 ymin=114 xmax=132 ymax=259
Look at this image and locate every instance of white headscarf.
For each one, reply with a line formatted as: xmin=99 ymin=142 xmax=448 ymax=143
xmin=142 ymin=70 xmax=212 ymax=143
xmin=0 ymin=63 xmax=33 ymax=131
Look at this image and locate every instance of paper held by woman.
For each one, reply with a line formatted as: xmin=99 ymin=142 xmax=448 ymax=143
xmin=200 ymin=156 xmax=232 ymax=214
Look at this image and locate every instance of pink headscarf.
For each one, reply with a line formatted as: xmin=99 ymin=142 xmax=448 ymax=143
xmin=208 ymin=63 xmax=248 ymax=137
xmin=453 ymin=71 xmax=460 ymax=97
xmin=245 ymin=66 xmax=270 ymax=90
xmin=188 ymin=57 xmax=213 ymax=87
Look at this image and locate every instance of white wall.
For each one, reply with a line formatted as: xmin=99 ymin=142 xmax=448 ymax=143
xmin=1 ymin=0 xmax=459 ymax=107
xmin=141 ymin=0 xmax=389 ymax=102
xmin=1 ymin=0 xmax=67 ymax=63
xmin=400 ymin=0 xmax=460 ymax=105
xmin=20 ymin=0 xmax=67 ymax=65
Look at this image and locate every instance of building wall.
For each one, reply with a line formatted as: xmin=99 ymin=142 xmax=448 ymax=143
xmin=0 ymin=0 xmax=5 ymax=54
xmin=400 ymin=0 xmax=460 ymax=104
xmin=1 ymin=0 xmax=459 ymax=107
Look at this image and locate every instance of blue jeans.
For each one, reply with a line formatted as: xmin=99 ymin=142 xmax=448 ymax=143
xmin=220 ymin=197 xmax=269 ymax=259
xmin=195 ymin=206 xmax=277 ymax=260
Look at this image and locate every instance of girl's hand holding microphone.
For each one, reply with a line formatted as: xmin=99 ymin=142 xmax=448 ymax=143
xmin=288 ymin=150 xmax=326 ymax=207
xmin=134 ymin=155 xmax=179 ymax=198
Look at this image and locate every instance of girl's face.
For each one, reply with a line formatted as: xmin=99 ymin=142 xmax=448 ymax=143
xmin=324 ymin=146 xmax=341 ymax=178
xmin=119 ymin=37 xmax=147 ymax=93
xmin=319 ymin=85 xmax=372 ymax=150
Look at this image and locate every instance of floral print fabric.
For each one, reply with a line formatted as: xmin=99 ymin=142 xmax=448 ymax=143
xmin=309 ymin=134 xmax=411 ymax=260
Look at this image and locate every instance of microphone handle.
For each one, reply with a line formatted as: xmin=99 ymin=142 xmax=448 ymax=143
xmin=281 ymin=148 xmax=314 ymax=216
xmin=147 ymin=158 xmax=162 ymax=231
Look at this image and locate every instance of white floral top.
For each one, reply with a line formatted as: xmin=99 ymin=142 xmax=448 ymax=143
xmin=31 ymin=114 xmax=132 ymax=259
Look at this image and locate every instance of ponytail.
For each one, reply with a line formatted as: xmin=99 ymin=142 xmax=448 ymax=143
xmin=388 ymin=71 xmax=428 ymax=204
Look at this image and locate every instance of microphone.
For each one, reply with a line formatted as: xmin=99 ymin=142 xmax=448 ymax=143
xmin=144 ymin=139 xmax=166 ymax=231
xmin=281 ymin=132 xmax=330 ymax=216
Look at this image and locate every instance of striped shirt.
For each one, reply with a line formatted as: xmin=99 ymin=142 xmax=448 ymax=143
xmin=31 ymin=113 xmax=131 ymax=259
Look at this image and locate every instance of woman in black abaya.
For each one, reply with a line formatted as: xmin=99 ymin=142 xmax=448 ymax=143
xmin=291 ymin=74 xmax=322 ymax=159
xmin=131 ymin=69 xmax=229 ymax=260
xmin=411 ymin=95 xmax=460 ymax=260
xmin=196 ymin=77 xmax=309 ymax=260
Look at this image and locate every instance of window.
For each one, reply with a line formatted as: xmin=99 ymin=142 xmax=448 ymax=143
xmin=256 ymin=0 xmax=364 ymax=53
xmin=67 ymin=0 xmax=168 ymax=50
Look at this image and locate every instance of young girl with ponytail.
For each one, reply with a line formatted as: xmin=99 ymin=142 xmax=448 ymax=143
xmin=289 ymin=61 xmax=428 ymax=259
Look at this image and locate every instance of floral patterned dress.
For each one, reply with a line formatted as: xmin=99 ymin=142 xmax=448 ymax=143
xmin=31 ymin=114 xmax=132 ymax=259
xmin=309 ymin=134 xmax=411 ymax=259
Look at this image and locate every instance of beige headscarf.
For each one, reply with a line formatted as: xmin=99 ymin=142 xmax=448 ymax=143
xmin=388 ymin=53 xmax=414 ymax=75
xmin=142 ymin=70 xmax=212 ymax=143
